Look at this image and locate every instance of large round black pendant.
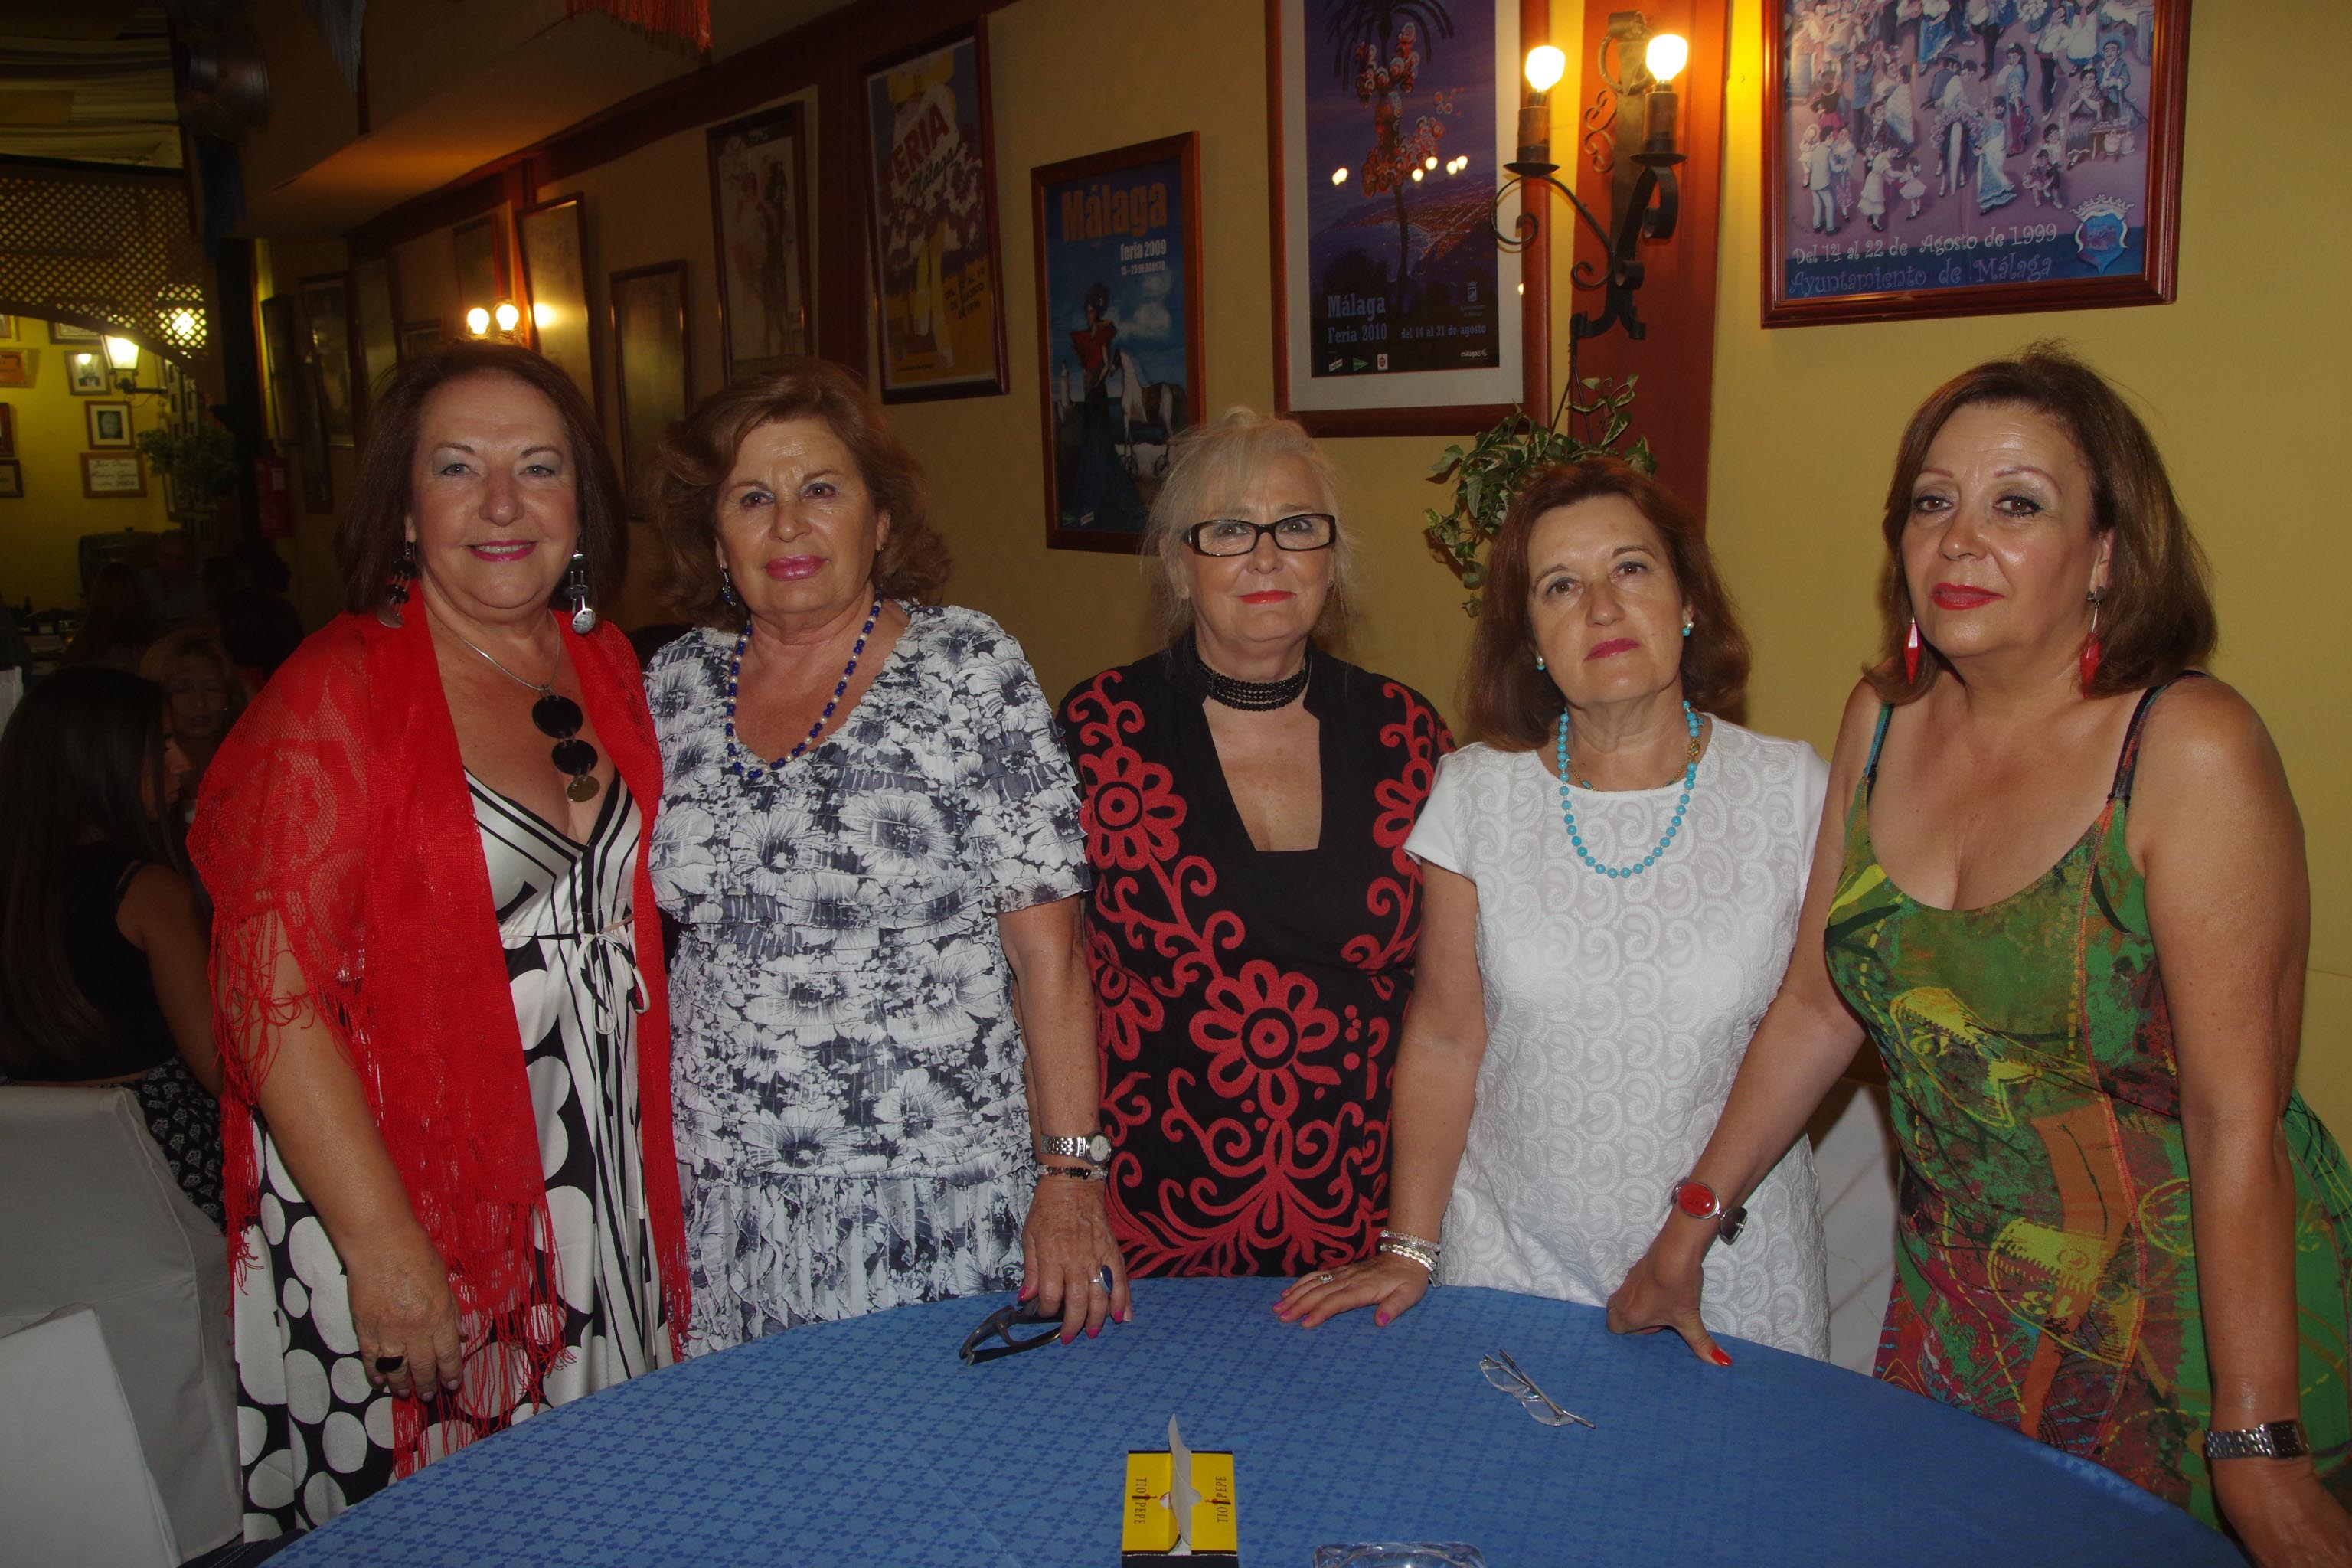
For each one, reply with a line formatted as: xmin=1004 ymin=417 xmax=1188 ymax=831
xmin=533 ymin=693 xmax=584 ymax=739
xmin=550 ymin=737 xmax=598 ymax=775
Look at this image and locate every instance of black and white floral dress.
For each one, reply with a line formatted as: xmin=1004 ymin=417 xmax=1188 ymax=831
xmin=646 ymin=605 xmax=1089 ymax=1353
xmin=230 ymin=777 xmax=671 ymax=1540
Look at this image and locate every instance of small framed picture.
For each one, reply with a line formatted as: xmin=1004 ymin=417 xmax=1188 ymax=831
xmin=0 ymin=459 xmax=20 ymax=498
xmin=0 ymin=402 xmax=14 ymax=459
xmin=49 ymin=318 xmax=102 ymax=345
xmin=66 ymin=350 xmax=109 ymax=396
xmin=80 ymin=452 xmax=146 ymax=498
xmin=0 ymin=315 xmax=15 ymax=341
xmin=0 ymin=350 xmax=24 ymax=387
xmin=86 ymin=400 xmax=132 ymax=449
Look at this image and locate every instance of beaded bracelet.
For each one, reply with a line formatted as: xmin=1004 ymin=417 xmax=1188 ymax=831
xmin=1377 ymin=1228 xmax=1441 ymax=1278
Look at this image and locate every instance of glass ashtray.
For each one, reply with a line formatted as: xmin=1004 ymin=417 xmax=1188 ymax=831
xmin=1312 ymin=1545 xmax=1488 ymax=1568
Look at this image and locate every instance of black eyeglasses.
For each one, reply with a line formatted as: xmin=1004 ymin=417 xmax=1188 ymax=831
xmin=959 ymin=1300 xmax=1061 ymax=1366
xmin=1184 ymin=513 xmax=1338 ymax=557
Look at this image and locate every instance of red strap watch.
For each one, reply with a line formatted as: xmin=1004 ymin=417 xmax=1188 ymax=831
xmin=1671 ymin=1178 xmax=1748 ymax=1246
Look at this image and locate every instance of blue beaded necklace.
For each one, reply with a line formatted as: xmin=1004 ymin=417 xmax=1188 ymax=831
xmin=725 ymin=597 xmax=881 ymax=781
xmin=1555 ymin=701 xmax=1703 ymax=879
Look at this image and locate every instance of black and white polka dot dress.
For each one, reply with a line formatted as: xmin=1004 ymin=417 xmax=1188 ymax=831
xmin=230 ymin=776 xmax=671 ymax=1540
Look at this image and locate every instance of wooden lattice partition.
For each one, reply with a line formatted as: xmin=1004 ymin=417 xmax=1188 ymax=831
xmin=0 ymin=162 xmax=212 ymax=364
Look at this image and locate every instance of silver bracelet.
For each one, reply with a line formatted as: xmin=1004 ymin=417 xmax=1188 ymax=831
xmin=1377 ymin=1228 xmax=1441 ymax=1278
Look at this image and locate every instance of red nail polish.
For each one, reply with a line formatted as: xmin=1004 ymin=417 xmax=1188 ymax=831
xmin=1375 ymin=1312 xmax=1390 ymax=1326
xmin=1089 ymin=1325 xmax=1101 ymax=1339
xmin=1018 ymin=1279 xmax=1035 ymax=1302
xmin=1710 ymin=1347 xmax=1733 ymax=1367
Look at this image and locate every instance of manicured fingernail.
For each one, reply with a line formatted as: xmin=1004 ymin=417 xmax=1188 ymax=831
xmin=1710 ymin=1347 xmax=1733 ymax=1367
xmin=1018 ymin=1279 xmax=1035 ymax=1302
xmin=1376 ymin=1312 xmax=1391 ymax=1326
xmin=1125 ymin=1303 xmax=1136 ymax=1323
xmin=1088 ymin=1324 xmax=1101 ymax=1339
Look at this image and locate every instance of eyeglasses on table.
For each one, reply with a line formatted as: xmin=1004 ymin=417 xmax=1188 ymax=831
xmin=1478 ymin=1349 xmax=1594 ymax=1429
xmin=959 ymin=1299 xmax=1062 ymax=1366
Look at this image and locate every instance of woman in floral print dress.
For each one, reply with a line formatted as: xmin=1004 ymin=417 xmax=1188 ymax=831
xmin=647 ymin=361 xmax=1128 ymax=1351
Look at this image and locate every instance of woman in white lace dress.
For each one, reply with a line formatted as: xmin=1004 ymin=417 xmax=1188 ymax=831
xmin=1278 ymin=459 xmax=1830 ymax=1360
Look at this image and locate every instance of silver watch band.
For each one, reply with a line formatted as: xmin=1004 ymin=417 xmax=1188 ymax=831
xmin=1039 ymin=1132 xmax=1111 ymax=1166
xmin=2203 ymin=1419 xmax=2310 ymax=1462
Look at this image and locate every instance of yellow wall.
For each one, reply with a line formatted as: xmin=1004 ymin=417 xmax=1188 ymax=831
xmin=0 ymin=321 xmax=175 ymax=609
xmin=1705 ymin=0 xmax=2352 ymax=1129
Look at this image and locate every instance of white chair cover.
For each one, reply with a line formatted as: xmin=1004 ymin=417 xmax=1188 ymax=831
xmin=1807 ymin=1078 xmax=1902 ymax=1376
xmin=0 ymin=1085 xmax=240 ymax=1555
xmin=0 ymin=1305 xmax=181 ymax=1566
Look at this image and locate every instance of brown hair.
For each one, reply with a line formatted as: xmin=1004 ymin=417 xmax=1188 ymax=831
xmin=139 ymin=625 xmax=247 ymax=733
xmin=652 ymin=358 xmax=949 ymax=626
xmin=1868 ymin=342 xmax=2216 ymax=702
xmin=1462 ymin=457 xmax=1751 ymax=748
xmin=337 ymin=341 xmax=625 ymax=616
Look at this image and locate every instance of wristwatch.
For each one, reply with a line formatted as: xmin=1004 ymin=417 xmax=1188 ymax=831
xmin=1040 ymin=1132 xmax=1112 ymax=1167
xmin=2204 ymin=1419 xmax=2310 ymax=1462
xmin=1670 ymin=1178 xmax=1748 ymax=1246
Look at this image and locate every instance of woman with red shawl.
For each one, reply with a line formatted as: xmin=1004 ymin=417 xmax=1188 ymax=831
xmin=192 ymin=343 xmax=689 ymax=1541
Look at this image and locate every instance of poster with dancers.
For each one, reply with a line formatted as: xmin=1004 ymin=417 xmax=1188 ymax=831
xmin=863 ymin=25 xmax=1008 ymax=402
xmin=1031 ymin=134 xmax=1204 ymax=554
xmin=709 ymin=102 xmax=815 ymax=384
xmin=1270 ymin=0 xmax=1535 ymax=436
xmin=1764 ymin=0 xmax=2187 ymax=326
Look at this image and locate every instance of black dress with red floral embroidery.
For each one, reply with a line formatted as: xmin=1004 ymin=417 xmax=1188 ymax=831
xmin=1058 ymin=645 xmax=1452 ymax=1277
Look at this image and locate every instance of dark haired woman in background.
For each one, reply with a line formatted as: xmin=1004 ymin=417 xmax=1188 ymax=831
xmin=1282 ymin=457 xmax=1829 ymax=1359
xmin=1609 ymin=348 xmax=2352 ymax=1557
xmin=194 ymin=341 xmax=688 ymax=1538
xmin=0 ymin=666 xmax=222 ymax=1225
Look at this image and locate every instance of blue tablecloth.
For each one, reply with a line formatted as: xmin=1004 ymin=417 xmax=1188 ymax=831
xmin=280 ymin=1277 xmax=2236 ymax=1566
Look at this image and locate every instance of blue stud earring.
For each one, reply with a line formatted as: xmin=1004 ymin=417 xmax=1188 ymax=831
xmin=1534 ymin=655 xmax=1547 ymax=671
xmin=1681 ymin=620 xmax=1693 ymax=639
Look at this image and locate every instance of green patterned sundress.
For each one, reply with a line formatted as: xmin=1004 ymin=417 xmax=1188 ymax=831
xmin=1824 ymin=678 xmax=2352 ymax=1525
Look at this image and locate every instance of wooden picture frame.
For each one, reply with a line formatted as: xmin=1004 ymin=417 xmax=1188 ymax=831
xmin=609 ymin=259 xmax=692 ymax=506
xmin=0 ymin=315 xmax=16 ymax=341
xmin=862 ymin=22 xmax=1009 ymax=403
xmin=0 ymin=459 xmax=19 ymax=498
xmin=298 ymin=273 xmax=358 ymax=447
xmin=261 ymin=296 xmax=333 ymax=514
xmin=0 ymin=351 xmax=25 ymax=387
xmin=351 ymin=254 xmax=402 ymax=416
xmin=453 ymin=213 xmax=512 ymax=315
xmin=0 ymin=402 xmax=13 ymax=460
xmin=1267 ymin=0 xmax=1546 ymax=437
xmin=80 ymin=452 xmax=146 ymax=498
xmin=1762 ymin=0 xmax=2188 ymax=327
xmin=65 ymin=350 xmax=109 ymax=395
xmin=709 ymin=100 xmax=815 ymax=385
xmin=86 ymin=400 xmax=132 ymax=449
xmin=519 ymin=196 xmax=599 ymax=413
xmin=1032 ymin=133 xmax=1205 ymax=554
xmin=398 ymin=318 xmax=444 ymax=361
xmin=48 ymin=318 xmax=101 ymax=344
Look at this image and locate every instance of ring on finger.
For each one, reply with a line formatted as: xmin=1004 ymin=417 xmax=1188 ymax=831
xmin=1317 ymin=1271 xmax=1335 ymax=1285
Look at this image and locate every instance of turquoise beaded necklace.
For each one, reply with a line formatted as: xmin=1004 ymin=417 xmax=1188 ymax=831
xmin=1555 ymin=701 xmax=1702 ymax=879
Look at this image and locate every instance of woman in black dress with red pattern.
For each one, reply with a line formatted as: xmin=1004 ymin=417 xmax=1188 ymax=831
xmin=1060 ymin=410 xmax=1450 ymax=1277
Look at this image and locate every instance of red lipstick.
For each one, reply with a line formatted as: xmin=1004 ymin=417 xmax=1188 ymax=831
xmin=1240 ymin=590 xmax=1295 ymax=604
xmin=766 ymin=556 xmax=823 ymax=580
xmin=1929 ymin=583 xmax=2001 ymax=610
xmin=1584 ymin=637 xmax=1639 ymax=661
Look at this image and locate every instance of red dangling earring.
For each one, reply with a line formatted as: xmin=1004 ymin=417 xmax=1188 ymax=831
xmin=2079 ymin=595 xmax=2103 ymax=691
xmin=1903 ymin=617 xmax=1922 ymax=683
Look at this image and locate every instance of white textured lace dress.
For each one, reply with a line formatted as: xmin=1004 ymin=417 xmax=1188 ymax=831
xmin=1403 ymin=720 xmax=1832 ymax=1357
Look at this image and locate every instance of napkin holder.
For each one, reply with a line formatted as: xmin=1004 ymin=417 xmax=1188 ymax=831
xmin=1122 ymin=1416 xmax=1237 ymax=1565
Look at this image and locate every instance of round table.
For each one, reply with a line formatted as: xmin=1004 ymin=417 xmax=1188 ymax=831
xmin=278 ymin=1278 xmax=2236 ymax=1566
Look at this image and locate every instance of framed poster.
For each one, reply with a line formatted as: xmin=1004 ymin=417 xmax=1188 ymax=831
xmin=709 ymin=100 xmax=814 ymax=384
xmin=351 ymin=255 xmax=401 ymax=413
xmin=0 ymin=350 xmax=23 ymax=387
xmin=1032 ymin=133 xmax=1204 ymax=554
xmin=609 ymin=260 xmax=691 ymax=505
xmin=0 ymin=459 xmax=18 ymax=498
xmin=1763 ymin=0 xmax=2187 ymax=327
xmin=1269 ymin=0 xmax=1537 ymax=436
xmin=81 ymin=452 xmax=146 ymax=498
xmin=0 ymin=402 xmax=12 ymax=459
xmin=454 ymin=213 xmax=511 ymax=314
xmin=399 ymin=318 xmax=444 ymax=361
xmin=519 ymin=197 xmax=598 ymax=411
xmin=49 ymin=318 xmax=101 ymax=344
xmin=86 ymin=400 xmax=132 ymax=449
xmin=298 ymin=273 xmax=358 ymax=447
xmin=66 ymin=350 xmax=109 ymax=395
xmin=863 ymin=24 xmax=1008 ymax=403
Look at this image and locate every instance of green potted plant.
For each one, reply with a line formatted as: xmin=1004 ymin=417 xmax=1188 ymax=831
xmin=1423 ymin=374 xmax=1652 ymax=616
xmin=134 ymin=418 xmax=240 ymax=514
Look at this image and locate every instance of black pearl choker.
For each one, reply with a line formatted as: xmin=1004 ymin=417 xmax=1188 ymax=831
xmin=1191 ymin=636 xmax=1309 ymax=711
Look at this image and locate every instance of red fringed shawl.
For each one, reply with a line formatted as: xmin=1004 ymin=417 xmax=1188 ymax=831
xmin=191 ymin=609 xmax=689 ymax=1475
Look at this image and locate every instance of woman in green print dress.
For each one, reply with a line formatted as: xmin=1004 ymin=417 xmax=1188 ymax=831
xmin=1608 ymin=346 xmax=2352 ymax=1563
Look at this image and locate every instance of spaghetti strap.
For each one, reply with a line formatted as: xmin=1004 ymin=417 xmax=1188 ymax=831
xmin=2108 ymin=671 xmax=2208 ymax=805
xmin=1863 ymin=704 xmax=1895 ymax=802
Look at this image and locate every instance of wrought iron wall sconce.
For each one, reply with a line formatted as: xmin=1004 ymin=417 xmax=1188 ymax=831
xmin=1495 ymin=13 xmax=1689 ymax=344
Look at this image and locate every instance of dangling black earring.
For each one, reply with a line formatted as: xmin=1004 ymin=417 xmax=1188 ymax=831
xmin=566 ymin=548 xmax=596 ymax=634
xmin=378 ymin=539 xmax=419 ymax=628
xmin=719 ymin=567 xmax=740 ymax=612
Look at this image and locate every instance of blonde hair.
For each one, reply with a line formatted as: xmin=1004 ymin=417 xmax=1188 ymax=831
xmin=139 ymin=625 xmax=247 ymax=736
xmin=1142 ymin=407 xmax=1355 ymax=643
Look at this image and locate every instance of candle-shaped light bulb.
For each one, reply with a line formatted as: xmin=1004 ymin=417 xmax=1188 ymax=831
xmin=494 ymin=301 xmax=521 ymax=333
xmin=1524 ymin=44 xmax=1566 ymax=95
xmin=1645 ymin=33 xmax=1689 ymax=85
xmin=466 ymin=307 xmax=492 ymax=337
